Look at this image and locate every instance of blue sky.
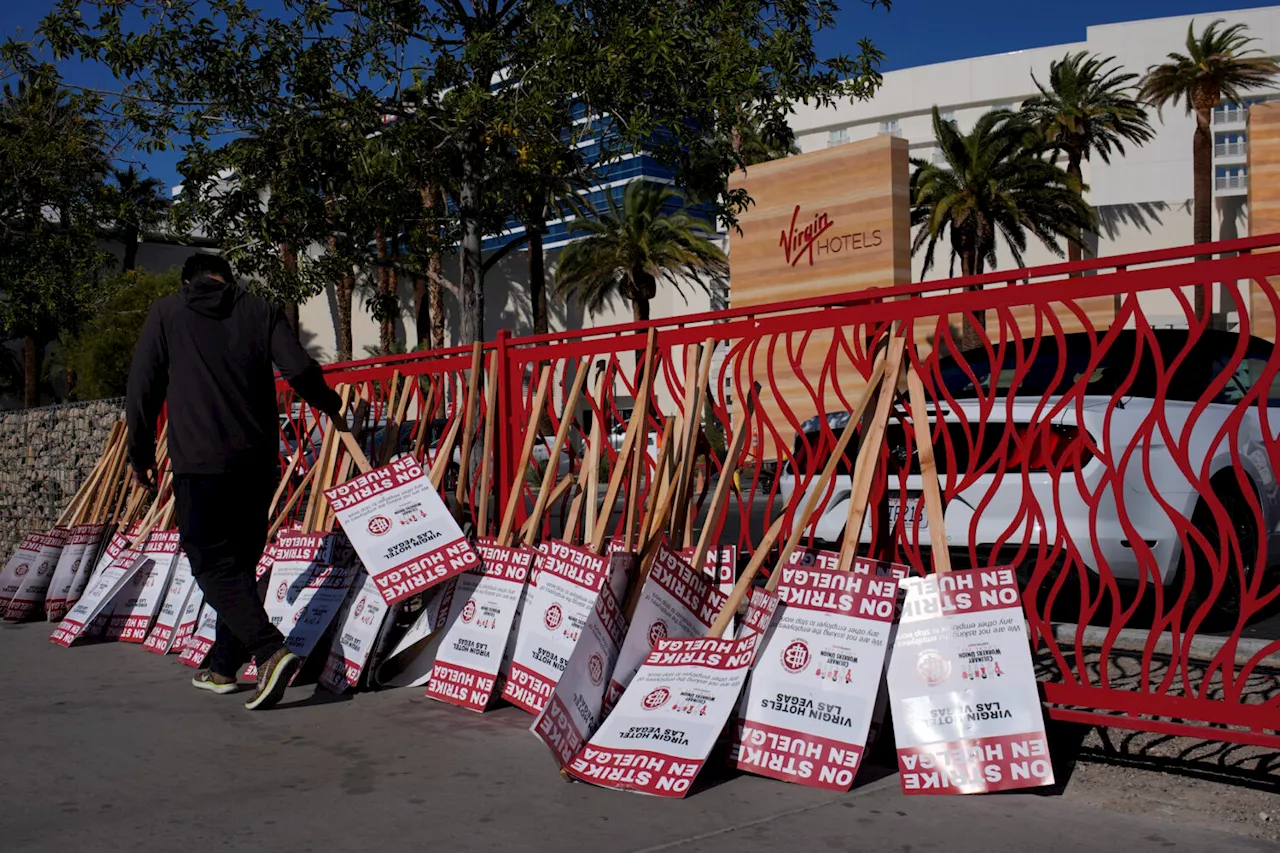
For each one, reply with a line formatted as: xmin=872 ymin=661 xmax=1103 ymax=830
xmin=2 ymin=0 xmax=1276 ymax=190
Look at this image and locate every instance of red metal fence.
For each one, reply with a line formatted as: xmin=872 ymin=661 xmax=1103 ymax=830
xmin=278 ymin=234 xmax=1280 ymax=748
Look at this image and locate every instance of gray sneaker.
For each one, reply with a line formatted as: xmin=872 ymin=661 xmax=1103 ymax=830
xmin=192 ymin=670 xmax=238 ymax=695
xmin=244 ymin=647 xmax=301 ymax=710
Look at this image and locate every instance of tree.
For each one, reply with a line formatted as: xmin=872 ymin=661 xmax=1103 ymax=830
xmin=1021 ymin=52 xmax=1154 ymax=265
xmin=1140 ymin=19 xmax=1279 ymax=322
xmin=105 ymin=165 xmax=168 ymax=272
xmin=0 ymin=71 xmax=110 ymax=406
xmin=554 ymin=181 xmax=727 ymax=324
xmin=35 ymin=0 xmax=889 ymax=346
xmin=61 ymin=268 xmax=180 ymax=399
xmin=910 ymin=108 xmax=1095 ymax=351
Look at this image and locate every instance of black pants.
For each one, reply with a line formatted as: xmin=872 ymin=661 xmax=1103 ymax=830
xmin=174 ymin=469 xmax=283 ymax=677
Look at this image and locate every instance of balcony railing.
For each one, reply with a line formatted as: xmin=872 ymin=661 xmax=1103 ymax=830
xmin=1215 ymin=173 xmax=1249 ymax=191
xmin=1214 ymin=106 xmax=1248 ymax=124
xmin=1215 ymin=141 xmax=1247 ymax=157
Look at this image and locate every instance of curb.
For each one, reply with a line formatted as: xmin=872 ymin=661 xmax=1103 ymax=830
xmin=1049 ymin=622 xmax=1280 ymax=670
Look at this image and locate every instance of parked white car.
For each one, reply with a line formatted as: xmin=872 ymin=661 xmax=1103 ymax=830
xmin=776 ymin=330 xmax=1280 ymax=617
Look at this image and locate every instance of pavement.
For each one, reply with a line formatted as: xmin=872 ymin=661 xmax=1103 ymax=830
xmin=2 ymin=622 xmax=1276 ymax=852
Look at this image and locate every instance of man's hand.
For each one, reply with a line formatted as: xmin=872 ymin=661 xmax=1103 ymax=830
xmin=133 ymin=464 xmax=158 ymax=493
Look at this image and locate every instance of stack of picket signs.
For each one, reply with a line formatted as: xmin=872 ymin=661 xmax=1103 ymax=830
xmin=20 ymin=329 xmax=1054 ymax=801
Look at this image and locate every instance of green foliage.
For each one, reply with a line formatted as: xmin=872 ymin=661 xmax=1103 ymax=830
xmin=104 ymin=165 xmax=169 ymax=271
xmin=1139 ymin=19 xmax=1280 ymax=116
xmin=1021 ymin=52 xmax=1154 ymax=183
xmin=555 ymin=182 xmax=728 ymax=322
xmin=910 ymin=108 xmax=1096 ymax=278
xmin=62 ymin=268 xmax=180 ymax=400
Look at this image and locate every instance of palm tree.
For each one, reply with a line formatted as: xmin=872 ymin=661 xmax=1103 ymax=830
xmin=554 ymin=181 xmax=728 ymax=323
xmin=1021 ymin=52 xmax=1154 ymax=265
xmin=911 ymin=107 xmax=1096 ymax=350
xmin=1140 ymin=19 xmax=1279 ymax=319
xmin=106 ymin=166 xmax=168 ymax=272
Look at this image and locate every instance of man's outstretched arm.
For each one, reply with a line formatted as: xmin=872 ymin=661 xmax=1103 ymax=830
xmin=126 ymin=303 xmax=170 ymax=488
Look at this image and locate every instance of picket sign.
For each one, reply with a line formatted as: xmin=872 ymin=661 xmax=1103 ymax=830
xmin=319 ymin=569 xmax=391 ymax=693
xmin=106 ymin=530 xmax=181 ymax=642
xmin=325 ymin=455 xmax=480 ymax=606
xmin=426 ymin=538 xmax=533 ymax=710
xmin=50 ymin=540 xmax=146 ymax=647
xmin=178 ymin=601 xmax=218 ymax=668
xmin=4 ymin=529 xmax=69 ymax=621
xmin=879 ymin=362 xmax=1052 ymax=795
xmin=373 ymin=581 xmax=456 ymax=688
xmin=45 ymin=524 xmax=107 ymax=621
xmin=171 ymin=586 xmax=204 ymax=655
xmin=0 ymin=533 xmax=42 ymax=613
xmin=243 ymin=533 xmax=359 ymax=679
xmin=142 ymin=552 xmax=196 ymax=654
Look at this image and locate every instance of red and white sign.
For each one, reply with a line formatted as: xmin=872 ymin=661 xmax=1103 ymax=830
xmin=319 ymin=569 xmax=390 ymax=693
xmin=886 ymin=567 xmax=1053 ymax=795
xmin=45 ymin=524 xmax=106 ymax=621
xmin=532 ymin=557 xmax=633 ymax=766
xmin=731 ymin=559 xmax=900 ymax=790
xmin=374 ymin=580 xmax=456 ymax=688
xmin=0 ymin=533 xmax=42 ymax=613
xmin=565 ymin=631 xmax=769 ymax=798
xmin=502 ymin=540 xmax=608 ymax=714
xmin=50 ymin=545 xmax=145 ymax=647
xmin=253 ymin=534 xmax=358 ymax=667
xmin=325 ymin=456 xmax=480 ymax=605
xmin=4 ymin=529 xmax=69 ymax=621
xmin=105 ymin=531 xmax=181 ymax=642
xmin=497 ymin=544 xmax=543 ymax=689
xmin=178 ymin=601 xmax=218 ymax=668
xmin=143 ymin=552 xmax=196 ymax=655
xmin=609 ymin=545 xmax=727 ymax=713
xmin=426 ymin=538 xmax=533 ymax=712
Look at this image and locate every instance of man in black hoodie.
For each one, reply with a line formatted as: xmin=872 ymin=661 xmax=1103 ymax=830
xmin=127 ymin=254 xmax=345 ymax=710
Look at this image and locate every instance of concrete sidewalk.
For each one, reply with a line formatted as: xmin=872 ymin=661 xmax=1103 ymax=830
xmin=0 ymin=622 xmax=1273 ymax=853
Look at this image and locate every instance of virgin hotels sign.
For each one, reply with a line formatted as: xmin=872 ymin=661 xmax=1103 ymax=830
xmin=729 ymin=134 xmax=909 ymax=307
xmin=780 ymin=205 xmax=884 ymax=267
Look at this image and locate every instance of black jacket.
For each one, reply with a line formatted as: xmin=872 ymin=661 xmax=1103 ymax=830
xmin=126 ymin=276 xmax=344 ymax=476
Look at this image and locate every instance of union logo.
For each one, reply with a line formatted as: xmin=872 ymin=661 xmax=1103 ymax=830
xmin=354 ymin=598 xmax=366 ymax=617
xmin=588 ymin=652 xmax=604 ymax=686
xmin=781 ymin=639 xmax=811 ymax=674
xmin=916 ymin=649 xmax=951 ymax=687
xmin=70 ymin=559 xmax=81 ymax=575
xmin=367 ymin=516 xmax=393 ymax=536
xmin=462 ymin=599 xmax=477 ymax=623
xmin=14 ymin=562 xmax=28 ymax=576
xmin=642 ymin=687 xmax=671 ymax=710
xmin=543 ymin=603 xmax=562 ymax=631
xmin=276 ymin=581 xmax=288 ymax=602
xmin=648 ymin=620 xmax=668 ymax=647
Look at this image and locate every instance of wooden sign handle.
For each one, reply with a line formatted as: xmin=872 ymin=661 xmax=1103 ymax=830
xmin=686 ymin=383 xmax=757 ymax=582
xmin=497 ymin=365 xmax=553 ymax=547
xmin=454 ymin=342 xmax=485 ymax=506
xmin=837 ymin=332 xmax=908 ymax=572
xmin=705 ymin=513 xmax=786 ymax=639
xmin=521 ymin=356 xmax=591 ymax=546
xmin=906 ymin=359 xmax=951 ymax=574
xmin=563 ymin=363 xmax=608 ymax=545
xmin=672 ymin=338 xmax=716 ymax=546
xmin=590 ymin=329 xmax=659 ymax=554
xmin=474 ymin=355 xmax=501 ymax=538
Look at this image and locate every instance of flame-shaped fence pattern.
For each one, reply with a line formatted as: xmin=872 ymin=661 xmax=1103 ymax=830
xmin=276 ymin=235 xmax=1280 ymax=747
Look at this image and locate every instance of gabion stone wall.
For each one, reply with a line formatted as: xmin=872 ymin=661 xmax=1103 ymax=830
xmin=0 ymin=399 xmax=123 ymax=557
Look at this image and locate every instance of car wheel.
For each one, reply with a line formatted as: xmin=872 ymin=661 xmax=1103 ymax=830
xmin=1182 ymin=479 xmax=1257 ymax=629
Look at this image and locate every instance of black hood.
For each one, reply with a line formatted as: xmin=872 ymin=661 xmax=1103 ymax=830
xmin=181 ymin=275 xmax=240 ymax=319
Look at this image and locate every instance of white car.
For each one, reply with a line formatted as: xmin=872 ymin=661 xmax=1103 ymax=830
xmin=776 ymin=330 xmax=1279 ymax=619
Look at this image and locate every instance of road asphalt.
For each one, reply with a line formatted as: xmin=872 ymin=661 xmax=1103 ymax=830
xmin=0 ymin=621 xmax=1274 ymax=853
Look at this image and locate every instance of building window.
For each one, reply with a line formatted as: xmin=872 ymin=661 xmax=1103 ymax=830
xmin=1216 ymin=165 xmax=1248 ymax=190
xmin=827 ymin=128 xmax=850 ymax=147
xmin=1215 ymin=132 xmax=1246 ymax=157
xmin=878 ymin=119 xmax=900 ymax=137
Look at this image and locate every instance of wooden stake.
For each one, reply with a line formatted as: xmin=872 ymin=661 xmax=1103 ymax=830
xmin=706 ymin=513 xmax=786 ymax=639
xmin=906 ymin=361 xmax=951 ymax=574
xmin=91 ymin=426 xmax=129 ymax=525
xmin=269 ymin=462 xmax=319 ymax=540
xmin=671 ymin=339 xmax=715 ymax=546
xmin=454 ymin=342 xmax=485 ymax=506
xmin=475 ymin=355 xmax=501 ymax=537
xmin=522 ymin=356 xmax=591 ymax=546
xmin=838 ymin=332 xmax=908 ymax=572
xmin=686 ymin=385 xmax=757 ymax=581
xmin=413 ymin=374 xmax=439 ymax=461
xmin=497 ymin=365 xmax=553 ymax=547
xmin=61 ymin=422 xmax=121 ymax=527
xmin=582 ymin=364 xmax=609 ymax=543
xmin=564 ymin=364 xmax=608 ymax=546
xmin=268 ymin=409 xmax=310 ymax=521
xmin=520 ymin=473 xmax=575 ymax=543
xmin=590 ymin=329 xmax=658 ymax=554
xmin=428 ymin=408 xmax=464 ymax=491
xmin=641 ymin=417 xmax=677 ymax=545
